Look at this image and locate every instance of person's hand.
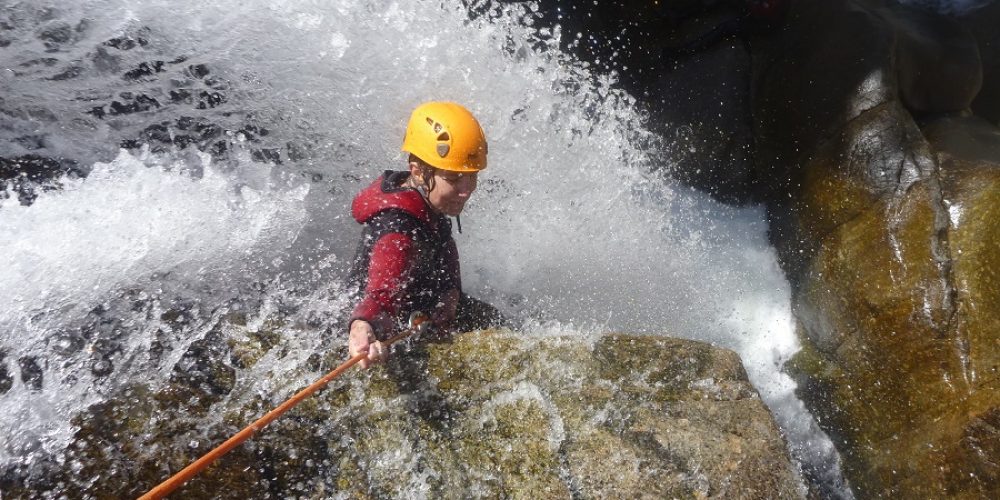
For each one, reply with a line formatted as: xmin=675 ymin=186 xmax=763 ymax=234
xmin=348 ymin=320 xmax=387 ymax=369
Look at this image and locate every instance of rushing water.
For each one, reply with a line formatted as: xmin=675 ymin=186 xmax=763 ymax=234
xmin=1 ymin=0 xmax=852 ymax=497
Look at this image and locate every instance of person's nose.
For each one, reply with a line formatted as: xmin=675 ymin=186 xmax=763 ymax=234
xmin=457 ymin=177 xmax=476 ymax=196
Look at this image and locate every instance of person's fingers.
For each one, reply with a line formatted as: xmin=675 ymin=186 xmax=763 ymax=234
xmin=368 ymin=340 xmax=385 ymax=363
xmin=348 ymin=334 xmax=369 ymax=357
xmin=352 ymin=341 xmax=370 ymax=369
xmin=348 ymin=323 xmax=375 ymax=369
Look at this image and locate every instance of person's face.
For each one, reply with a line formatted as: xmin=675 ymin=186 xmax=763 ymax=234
xmin=413 ymin=163 xmax=478 ymax=216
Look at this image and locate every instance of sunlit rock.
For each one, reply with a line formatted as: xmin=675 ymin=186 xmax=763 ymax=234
xmin=755 ymin=0 xmax=1000 ymax=496
xmin=0 ymin=330 xmax=802 ymax=498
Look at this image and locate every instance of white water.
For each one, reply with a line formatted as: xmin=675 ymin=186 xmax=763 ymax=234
xmin=0 ymin=148 xmax=311 ymax=461
xmin=1 ymin=0 xmax=847 ymax=496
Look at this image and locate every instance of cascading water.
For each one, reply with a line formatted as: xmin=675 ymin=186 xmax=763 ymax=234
xmin=2 ymin=0 xmax=853 ymax=497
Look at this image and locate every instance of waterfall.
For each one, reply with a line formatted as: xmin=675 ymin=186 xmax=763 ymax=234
xmin=1 ymin=0 xmax=851 ymax=496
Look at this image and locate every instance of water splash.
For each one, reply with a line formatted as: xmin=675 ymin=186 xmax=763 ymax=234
xmin=1 ymin=0 xmax=848 ymax=496
xmin=0 ymin=148 xmax=310 ymax=462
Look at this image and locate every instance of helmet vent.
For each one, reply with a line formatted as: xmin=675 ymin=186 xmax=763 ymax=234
xmin=437 ymin=132 xmax=450 ymax=141
xmin=437 ymin=143 xmax=450 ymax=157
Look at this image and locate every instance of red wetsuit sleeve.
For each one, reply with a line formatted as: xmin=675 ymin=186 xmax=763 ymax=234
xmin=350 ymin=232 xmax=415 ymax=338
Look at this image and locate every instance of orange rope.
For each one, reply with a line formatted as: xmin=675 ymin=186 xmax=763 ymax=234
xmin=138 ymin=325 xmax=421 ymax=500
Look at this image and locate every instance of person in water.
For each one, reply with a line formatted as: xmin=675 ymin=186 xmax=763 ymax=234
xmin=346 ymin=101 xmax=503 ymax=368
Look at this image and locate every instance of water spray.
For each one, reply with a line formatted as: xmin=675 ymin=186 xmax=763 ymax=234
xmin=138 ymin=311 xmax=431 ymax=500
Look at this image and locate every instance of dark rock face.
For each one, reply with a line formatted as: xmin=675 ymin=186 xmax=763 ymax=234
xmin=753 ymin=0 xmax=1000 ymax=496
xmin=0 ymin=330 xmax=802 ymax=499
xmin=0 ymin=155 xmax=84 ymax=206
xmin=958 ymin=1 xmax=1000 ymax=124
xmin=889 ymin=5 xmax=982 ymax=114
xmin=654 ymin=43 xmax=755 ymax=203
xmin=754 ymin=0 xmax=897 ymax=201
xmin=17 ymin=356 xmax=44 ymax=391
xmin=473 ymin=0 xmax=764 ymax=202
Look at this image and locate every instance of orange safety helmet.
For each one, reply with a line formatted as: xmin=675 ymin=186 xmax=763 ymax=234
xmin=401 ymin=101 xmax=488 ymax=172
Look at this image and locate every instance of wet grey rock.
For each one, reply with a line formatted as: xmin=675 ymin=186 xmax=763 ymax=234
xmin=123 ymin=60 xmax=166 ymax=81
xmin=18 ymin=356 xmax=43 ymax=391
xmin=103 ymin=32 xmax=149 ymax=51
xmin=37 ymin=23 xmax=72 ymax=46
xmin=48 ymin=65 xmax=83 ymax=81
xmin=49 ymin=329 xmax=87 ymax=356
xmin=1 ymin=19 xmax=293 ymax=199
xmin=108 ymin=93 xmax=161 ymax=115
xmin=0 ymin=155 xmax=84 ymax=206
xmin=195 ymin=90 xmax=225 ymax=109
xmin=13 ymin=135 xmax=45 ymax=150
xmin=18 ymin=57 xmax=59 ymax=68
xmin=251 ymin=148 xmax=282 ymax=164
xmin=90 ymin=357 xmax=113 ymax=378
xmin=187 ymin=63 xmax=210 ymax=79
xmin=0 ymin=352 xmax=13 ymax=395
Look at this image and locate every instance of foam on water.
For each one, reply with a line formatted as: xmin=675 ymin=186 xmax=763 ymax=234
xmin=1 ymin=0 xmax=851 ymax=495
xmin=0 ymin=148 xmax=310 ymax=461
xmin=0 ymin=149 xmax=308 ymax=331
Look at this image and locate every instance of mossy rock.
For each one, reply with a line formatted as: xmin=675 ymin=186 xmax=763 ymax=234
xmin=789 ymin=155 xmax=1000 ymax=497
xmin=2 ymin=330 xmax=800 ymax=498
xmin=750 ymin=0 xmax=1000 ymax=495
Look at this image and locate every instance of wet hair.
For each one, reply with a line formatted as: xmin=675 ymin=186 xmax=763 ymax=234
xmin=408 ymin=154 xmax=437 ymax=192
xmin=408 ymin=153 xmax=430 ymax=168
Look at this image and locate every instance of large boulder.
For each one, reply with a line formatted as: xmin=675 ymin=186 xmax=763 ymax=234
xmin=754 ymin=0 xmax=1000 ymax=496
xmin=0 ymin=329 xmax=803 ymax=499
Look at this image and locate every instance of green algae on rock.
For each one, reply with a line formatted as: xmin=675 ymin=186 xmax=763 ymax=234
xmin=1 ymin=329 xmax=802 ymax=499
xmin=755 ymin=0 xmax=1000 ymax=496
